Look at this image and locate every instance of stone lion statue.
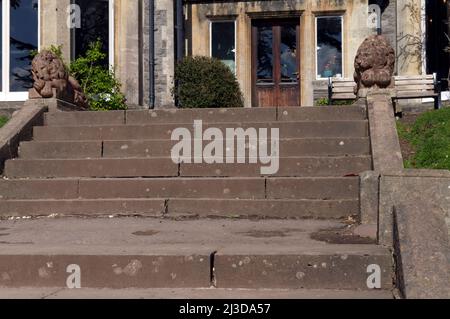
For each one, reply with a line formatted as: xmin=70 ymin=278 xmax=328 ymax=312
xmin=29 ymin=50 xmax=89 ymax=109
xmin=354 ymin=35 xmax=395 ymax=95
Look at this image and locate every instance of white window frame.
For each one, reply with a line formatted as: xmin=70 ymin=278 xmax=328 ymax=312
xmin=209 ymin=19 xmax=237 ymax=74
xmin=315 ymin=15 xmax=344 ymax=80
xmin=108 ymin=0 xmax=114 ymax=68
xmin=0 ymin=0 xmax=40 ymax=101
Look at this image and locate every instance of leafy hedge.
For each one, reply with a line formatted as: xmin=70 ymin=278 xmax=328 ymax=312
xmin=172 ymin=56 xmax=244 ymax=108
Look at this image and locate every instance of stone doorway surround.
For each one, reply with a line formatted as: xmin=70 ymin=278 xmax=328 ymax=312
xmin=186 ymin=0 xmax=370 ymax=107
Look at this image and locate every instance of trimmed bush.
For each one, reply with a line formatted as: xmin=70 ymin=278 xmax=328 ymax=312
xmin=172 ymin=56 xmax=244 ymax=108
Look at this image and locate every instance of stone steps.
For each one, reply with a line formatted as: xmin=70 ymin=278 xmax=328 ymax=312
xmin=0 ymin=198 xmax=358 ymax=219
xmin=4 ymin=156 xmax=371 ymax=178
xmin=0 ymin=177 xmax=359 ymax=218
xmin=0 ymin=218 xmax=393 ymax=291
xmin=32 ymin=121 xmax=369 ymax=141
xmin=43 ymin=106 xmax=367 ymax=126
xmin=18 ymin=138 xmax=371 ymax=159
xmin=0 ymin=106 xmax=392 ymax=297
xmin=0 ymin=177 xmax=359 ymax=200
xmin=0 ymin=287 xmax=394 ymax=299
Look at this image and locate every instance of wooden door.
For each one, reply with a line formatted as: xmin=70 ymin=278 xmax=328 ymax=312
xmin=252 ymin=19 xmax=300 ymax=107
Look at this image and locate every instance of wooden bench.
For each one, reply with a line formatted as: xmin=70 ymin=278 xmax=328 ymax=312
xmin=327 ymin=74 xmax=442 ymax=110
xmin=393 ymin=74 xmax=441 ymax=111
xmin=327 ymin=78 xmax=356 ymax=105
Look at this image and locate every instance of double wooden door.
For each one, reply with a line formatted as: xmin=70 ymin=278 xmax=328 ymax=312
xmin=252 ymin=19 xmax=300 ymax=107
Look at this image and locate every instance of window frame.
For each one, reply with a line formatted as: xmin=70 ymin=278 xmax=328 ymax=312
xmin=315 ymin=15 xmax=344 ymax=80
xmin=209 ymin=19 xmax=237 ymax=74
xmin=70 ymin=0 xmax=115 ymax=68
xmin=0 ymin=0 xmax=41 ymax=101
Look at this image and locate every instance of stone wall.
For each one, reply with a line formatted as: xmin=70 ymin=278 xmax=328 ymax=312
xmin=142 ymin=0 xmax=175 ymax=108
xmin=381 ymin=0 xmax=397 ymax=63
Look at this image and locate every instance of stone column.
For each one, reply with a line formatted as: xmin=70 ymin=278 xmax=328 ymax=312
xmin=40 ymin=0 xmax=71 ymax=62
xmin=115 ymin=0 xmax=141 ymax=106
xmin=396 ymin=0 xmax=423 ymax=75
xmin=237 ymin=12 xmax=252 ymax=108
xmin=300 ymin=11 xmax=314 ymax=106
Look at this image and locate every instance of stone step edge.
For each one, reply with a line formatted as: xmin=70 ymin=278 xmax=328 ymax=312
xmin=0 ymin=287 xmax=394 ymax=299
xmin=0 ymin=177 xmax=360 ymax=200
xmin=0 ymin=198 xmax=359 ymax=219
xmin=0 ymin=247 xmax=392 ymax=290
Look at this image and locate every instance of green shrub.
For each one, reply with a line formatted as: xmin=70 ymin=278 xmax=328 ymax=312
xmin=0 ymin=116 xmax=8 ymax=128
xmin=399 ymin=107 xmax=450 ymax=170
xmin=37 ymin=42 xmax=126 ymax=111
xmin=315 ymin=98 xmax=328 ymax=106
xmin=70 ymin=41 xmax=126 ymax=111
xmin=172 ymin=56 xmax=244 ymax=108
xmin=315 ymin=97 xmax=355 ymax=106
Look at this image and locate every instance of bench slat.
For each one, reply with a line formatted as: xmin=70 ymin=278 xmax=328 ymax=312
xmin=396 ymin=92 xmax=439 ymax=99
xmin=332 ymin=82 xmax=355 ymax=88
xmin=395 ymin=84 xmax=435 ymax=91
xmin=332 ymin=87 xmax=356 ymax=93
xmin=332 ymin=93 xmax=357 ymax=99
xmin=395 ymin=79 xmax=434 ymax=85
xmin=394 ymin=75 xmax=434 ymax=81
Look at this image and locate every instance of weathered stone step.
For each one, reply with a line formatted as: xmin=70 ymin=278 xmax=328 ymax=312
xmin=0 ymin=198 xmax=358 ymax=219
xmin=43 ymin=106 xmax=367 ymax=126
xmin=33 ymin=121 xmax=369 ymax=141
xmin=0 ymin=218 xmax=393 ymax=290
xmin=0 ymin=287 xmax=393 ymax=299
xmin=179 ymin=156 xmax=372 ymax=177
xmin=18 ymin=138 xmax=371 ymax=159
xmin=167 ymin=198 xmax=359 ymax=219
xmin=0 ymin=177 xmax=359 ymax=200
xmin=4 ymin=157 xmax=372 ymax=178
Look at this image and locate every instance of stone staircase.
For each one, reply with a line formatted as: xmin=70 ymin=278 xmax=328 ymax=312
xmin=0 ymin=106 xmax=395 ymax=298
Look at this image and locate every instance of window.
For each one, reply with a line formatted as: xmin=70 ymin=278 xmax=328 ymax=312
xmin=316 ymin=16 xmax=343 ymax=79
xmin=210 ymin=21 xmax=236 ymax=73
xmin=256 ymin=25 xmax=273 ymax=82
xmin=72 ymin=0 xmax=114 ymax=67
xmin=0 ymin=0 xmax=39 ymax=100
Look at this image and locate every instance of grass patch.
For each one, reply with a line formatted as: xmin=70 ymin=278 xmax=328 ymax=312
xmin=397 ymin=108 xmax=450 ymax=170
xmin=0 ymin=116 xmax=8 ymax=128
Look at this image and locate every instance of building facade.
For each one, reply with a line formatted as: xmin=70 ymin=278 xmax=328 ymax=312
xmin=0 ymin=0 xmax=448 ymax=108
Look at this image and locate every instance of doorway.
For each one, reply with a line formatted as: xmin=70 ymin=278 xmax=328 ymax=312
xmin=252 ymin=19 xmax=300 ymax=107
xmin=425 ymin=0 xmax=449 ymax=91
xmin=71 ymin=0 xmax=114 ymax=67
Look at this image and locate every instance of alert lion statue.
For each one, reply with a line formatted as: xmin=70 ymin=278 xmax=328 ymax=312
xmin=29 ymin=50 xmax=89 ymax=109
xmin=354 ymin=35 xmax=395 ymax=95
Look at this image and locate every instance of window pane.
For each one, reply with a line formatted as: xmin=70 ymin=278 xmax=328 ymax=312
xmin=10 ymin=0 xmax=38 ymax=92
xmin=317 ymin=16 xmax=343 ymax=79
xmin=74 ymin=0 xmax=109 ymax=66
xmin=257 ymin=26 xmax=273 ymax=82
xmin=280 ymin=25 xmax=297 ymax=82
xmin=211 ymin=21 xmax=235 ymax=73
